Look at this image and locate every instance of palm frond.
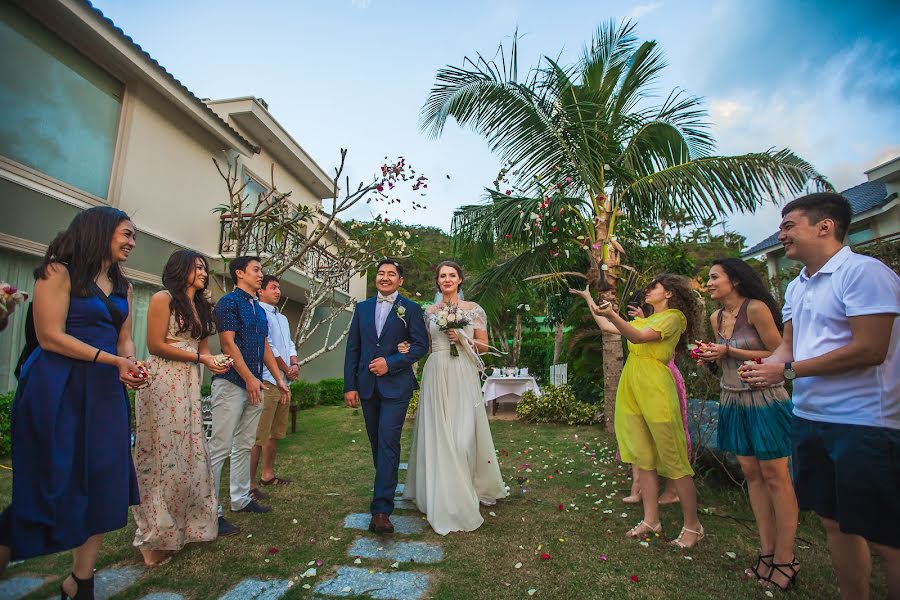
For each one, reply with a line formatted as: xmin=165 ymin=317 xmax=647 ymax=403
xmin=619 ymin=149 xmax=829 ymax=224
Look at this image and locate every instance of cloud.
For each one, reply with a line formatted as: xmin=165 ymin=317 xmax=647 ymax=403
xmin=623 ymin=2 xmax=662 ymax=21
xmin=351 ymin=0 xmax=371 ymax=8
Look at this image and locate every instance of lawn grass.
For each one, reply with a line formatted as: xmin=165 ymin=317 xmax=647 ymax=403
xmin=0 ymin=406 xmax=885 ymax=599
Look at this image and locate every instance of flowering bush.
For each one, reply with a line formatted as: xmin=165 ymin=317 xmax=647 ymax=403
xmin=516 ymin=384 xmax=597 ymax=426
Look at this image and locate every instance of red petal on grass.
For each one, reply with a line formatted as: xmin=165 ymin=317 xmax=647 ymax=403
xmin=268 ymin=547 xmax=279 ymax=555
xmin=630 ymin=575 xmax=639 ymax=583
xmin=540 ymin=553 xmax=551 ymax=560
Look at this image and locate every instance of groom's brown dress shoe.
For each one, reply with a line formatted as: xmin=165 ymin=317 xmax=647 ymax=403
xmin=368 ymin=513 xmax=394 ymax=534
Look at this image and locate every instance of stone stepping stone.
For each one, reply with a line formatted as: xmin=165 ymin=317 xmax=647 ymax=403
xmin=95 ymin=566 xmax=145 ymax=600
xmin=218 ymin=578 xmax=291 ymax=600
xmin=140 ymin=594 xmax=185 ymax=600
xmin=314 ymin=566 xmax=429 ymax=600
xmin=399 ymin=462 xmax=408 ymax=470
xmin=348 ymin=537 xmax=444 ymax=564
xmin=394 ymin=483 xmax=405 ymax=496
xmin=0 ymin=576 xmax=46 ymax=600
xmin=393 ymin=498 xmax=417 ymax=511
xmin=343 ymin=513 xmax=427 ymax=534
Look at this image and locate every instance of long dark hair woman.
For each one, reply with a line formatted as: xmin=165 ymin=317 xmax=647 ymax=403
xmin=0 ymin=206 xmax=144 ymax=598
xmin=571 ymin=273 xmax=706 ymax=549
xmin=131 ymin=250 xmax=229 ymax=566
xmin=697 ymin=258 xmax=798 ymax=590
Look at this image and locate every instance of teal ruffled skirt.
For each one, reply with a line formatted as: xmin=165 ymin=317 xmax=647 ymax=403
xmin=717 ymin=385 xmax=793 ymax=460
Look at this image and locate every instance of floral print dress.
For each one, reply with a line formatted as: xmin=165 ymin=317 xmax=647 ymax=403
xmin=132 ymin=311 xmax=217 ymax=551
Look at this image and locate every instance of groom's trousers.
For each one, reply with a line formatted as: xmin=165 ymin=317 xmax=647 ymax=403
xmin=361 ymin=387 xmax=410 ymax=515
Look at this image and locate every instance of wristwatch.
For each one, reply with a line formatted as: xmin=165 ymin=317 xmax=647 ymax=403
xmin=783 ymin=362 xmax=797 ymax=381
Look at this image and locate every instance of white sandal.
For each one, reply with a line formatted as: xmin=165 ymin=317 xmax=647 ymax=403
xmin=671 ymin=525 xmax=705 ymax=548
xmin=626 ymin=520 xmax=661 ymax=539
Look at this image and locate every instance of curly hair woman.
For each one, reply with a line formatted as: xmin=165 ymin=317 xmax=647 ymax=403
xmin=571 ymin=273 xmax=705 ymax=548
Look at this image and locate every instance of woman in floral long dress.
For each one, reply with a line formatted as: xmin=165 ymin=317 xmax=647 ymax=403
xmin=131 ymin=250 xmax=230 ymax=566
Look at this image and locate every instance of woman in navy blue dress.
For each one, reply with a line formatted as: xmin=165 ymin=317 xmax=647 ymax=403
xmin=0 ymin=207 xmax=144 ymax=599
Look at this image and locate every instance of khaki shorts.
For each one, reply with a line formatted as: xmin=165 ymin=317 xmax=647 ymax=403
xmin=254 ymin=384 xmax=289 ymax=445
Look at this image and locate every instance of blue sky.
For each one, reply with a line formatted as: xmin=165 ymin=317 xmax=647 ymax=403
xmin=92 ymin=0 xmax=900 ymax=247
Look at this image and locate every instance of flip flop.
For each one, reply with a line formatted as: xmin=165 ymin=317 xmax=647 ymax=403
xmin=260 ymin=476 xmax=292 ymax=486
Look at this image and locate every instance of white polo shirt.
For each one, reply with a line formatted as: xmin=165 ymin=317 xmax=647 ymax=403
xmin=259 ymin=301 xmax=297 ymax=385
xmin=783 ymin=246 xmax=900 ymax=429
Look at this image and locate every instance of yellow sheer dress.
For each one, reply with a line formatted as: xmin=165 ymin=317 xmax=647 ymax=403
xmin=615 ymin=309 xmax=694 ymax=479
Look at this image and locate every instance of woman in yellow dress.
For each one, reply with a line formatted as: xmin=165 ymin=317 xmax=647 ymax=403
xmin=571 ymin=273 xmax=705 ymax=548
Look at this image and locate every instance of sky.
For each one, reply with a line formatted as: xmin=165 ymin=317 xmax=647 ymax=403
xmin=91 ymin=0 xmax=900 ymax=248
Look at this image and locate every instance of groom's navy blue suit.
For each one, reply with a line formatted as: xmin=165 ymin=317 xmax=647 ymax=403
xmin=344 ymin=294 xmax=428 ymax=515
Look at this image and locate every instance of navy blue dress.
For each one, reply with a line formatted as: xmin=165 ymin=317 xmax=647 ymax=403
xmin=1 ymin=293 xmax=140 ymax=559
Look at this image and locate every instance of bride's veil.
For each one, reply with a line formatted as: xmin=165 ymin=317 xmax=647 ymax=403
xmin=433 ymin=290 xmax=464 ymax=304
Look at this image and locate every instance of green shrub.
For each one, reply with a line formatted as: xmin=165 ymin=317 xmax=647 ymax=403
xmin=0 ymin=391 xmax=14 ymax=457
xmin=316 ymin=378 xmax=345 ymax=406
xmin=406 ymin=389 xmax=420 ymax=420
xmin=291 ymin=380 xmax=318 ymax=409
xmin=516 ymin=384 xmax=597 ymax=426
xmin=200 ymin=383 xmax=212 ymax=397
xmin=517 ymin=334 xmax=554 ymax=383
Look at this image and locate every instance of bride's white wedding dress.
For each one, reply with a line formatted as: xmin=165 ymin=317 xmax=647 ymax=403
xmin=403 ymin=303 xmax=507 ymax=535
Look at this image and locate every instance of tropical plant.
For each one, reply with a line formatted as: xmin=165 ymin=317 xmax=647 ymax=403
xmin=421 ymin=20 xmax=830 ymax=430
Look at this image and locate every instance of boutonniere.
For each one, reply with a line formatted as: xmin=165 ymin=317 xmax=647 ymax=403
xmin=394 ymin=303 xmax=407 ymax=327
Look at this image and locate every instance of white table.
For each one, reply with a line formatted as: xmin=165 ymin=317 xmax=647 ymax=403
xmin=482 ymin=376 xmax=541 ymax=415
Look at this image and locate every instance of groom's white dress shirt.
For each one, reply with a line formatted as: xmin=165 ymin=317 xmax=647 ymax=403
xmin=375 ymin=291 xmax=398 ymax=338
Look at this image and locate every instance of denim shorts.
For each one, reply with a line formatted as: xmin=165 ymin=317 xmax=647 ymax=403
xmin=792 ymin=415 xmax=900 ymax=548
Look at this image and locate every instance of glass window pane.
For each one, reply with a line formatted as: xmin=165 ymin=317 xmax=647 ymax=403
xmin=0 ymin=4 xmax=123 ymax=198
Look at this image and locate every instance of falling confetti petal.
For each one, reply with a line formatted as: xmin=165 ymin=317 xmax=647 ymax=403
xmin=489 ymin=511 xmax=497 ymax=517
xmin=528 ymin=589 xmax=537 ymax=596
xmin=515 ymin=562 xmax=523 ymax=569
xmin=354 ymin=558 xmax=362 ymax=564
xmin=391 ymin=561 xmax=400 ymax=568
xmin=302 ymin=584 xmax=311 ymax=590
xmin=630 ymin=575 xmax=639 ymax=583
xmin=341 ymin=587 xmax=352 ymax=593
xmin=292 ymin=518 xmax=298 ymax=524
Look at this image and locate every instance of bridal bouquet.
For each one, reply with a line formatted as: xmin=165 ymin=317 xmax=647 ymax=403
xmin=435 ymin=304 xmax=470 ymax=357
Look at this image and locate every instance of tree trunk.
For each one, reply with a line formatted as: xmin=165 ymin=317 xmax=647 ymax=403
xmin=592 ymin=202 xmax=626 ymax=432
xmin=553 ymin=322 xmax=564 ymax=365
xmin=600 ymin=332 xmax=624 ymax=432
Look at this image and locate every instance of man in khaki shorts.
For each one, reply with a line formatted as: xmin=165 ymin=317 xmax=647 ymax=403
xmin=250 ymin=275 xmax=299 ymax=502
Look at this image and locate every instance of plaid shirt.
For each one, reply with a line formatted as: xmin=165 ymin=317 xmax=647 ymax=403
xmin=213 ymin=287 xmax=268 ymax=389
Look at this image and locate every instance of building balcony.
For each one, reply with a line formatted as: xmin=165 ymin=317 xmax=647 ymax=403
xmin=218 ymin=213 xmax=349 ymax=293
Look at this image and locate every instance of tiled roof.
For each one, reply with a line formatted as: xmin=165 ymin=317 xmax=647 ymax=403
xmin=742 ymin=181 xmax=891 ymax=257
xmin=82 ymin=0 xmax=259 ymax=154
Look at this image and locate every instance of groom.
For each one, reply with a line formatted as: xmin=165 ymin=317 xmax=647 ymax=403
xmin=344 ymin=259 xmax=428 ymax=533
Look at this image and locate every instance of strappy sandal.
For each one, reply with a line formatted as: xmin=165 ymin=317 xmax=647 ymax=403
xmin=260 ymin=476 xmax=292 ymax=486
xmin=622 ymin=491 xmax=642 ymax=504
xmin=626 ymin=520 xmax=661 ymax=539
xmin=249 ymin=487 xmax=269 ymax=501
xmin=744 ymin=553 xmax=774 ymax=581
xmin=670 ymin=525 xmax=705 ymax=549
xmin=760 ymin=557 xmax=800 ymax=591
xmin=60 ymin=572 xmax=94 ymax=600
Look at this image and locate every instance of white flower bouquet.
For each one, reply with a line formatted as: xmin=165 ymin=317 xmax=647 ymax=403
xmin=435 ymin=303 xmax=470 ymax=357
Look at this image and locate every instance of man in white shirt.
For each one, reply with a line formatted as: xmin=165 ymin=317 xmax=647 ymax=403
xmin=250 ymin=275 xmax=299 ymax=501
xmin=741 ymin=192 xmax=900 ymax=598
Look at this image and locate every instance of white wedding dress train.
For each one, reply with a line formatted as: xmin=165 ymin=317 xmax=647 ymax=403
xmin=403 ymin=305 xmax=507 ymax=535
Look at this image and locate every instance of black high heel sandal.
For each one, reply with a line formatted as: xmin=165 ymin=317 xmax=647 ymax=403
xmin=744 ymin=553 xmax=774 ymax=581
xmin=761 ymin=558 xmax=800 ymax=591
xmin=59 ymin=572 xmax=95 ymax=600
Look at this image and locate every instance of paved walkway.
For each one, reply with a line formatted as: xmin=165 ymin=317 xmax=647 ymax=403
xmin=0 ymin=463 xmax=441 ymax=600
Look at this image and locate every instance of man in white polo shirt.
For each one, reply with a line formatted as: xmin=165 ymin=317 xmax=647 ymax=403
xmin=741 ymin=192 xmax=900 ymax=598
xmin=249 ymin=275 xmax=300 ymax=502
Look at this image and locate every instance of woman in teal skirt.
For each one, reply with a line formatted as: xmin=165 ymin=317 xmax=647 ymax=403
xmin=697 ymin=258 xmax=798 ymax=590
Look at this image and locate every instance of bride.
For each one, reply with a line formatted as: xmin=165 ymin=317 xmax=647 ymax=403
xmin=400 ymin=260 xmax=507 ymax=535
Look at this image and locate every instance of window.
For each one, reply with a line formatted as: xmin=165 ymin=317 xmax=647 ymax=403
xmin=848 ymin=226 xmax=873 ymax=245
xmin=242 ymin=173 xmax=268 ymax=211
xmin=0 ymin=3 xmax=124 ymax=198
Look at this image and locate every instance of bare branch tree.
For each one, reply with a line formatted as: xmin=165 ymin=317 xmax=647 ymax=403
xmin=213 ymin=149 xmax=427 ymax=366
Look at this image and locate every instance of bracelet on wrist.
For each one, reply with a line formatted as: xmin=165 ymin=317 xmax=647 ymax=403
xmin=92 ymin=349 xmax=102 ymax=363
xmin=195 ymin=352 xmax=201 ymax=364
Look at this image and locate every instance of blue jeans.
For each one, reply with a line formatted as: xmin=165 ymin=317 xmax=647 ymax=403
xmin=361 ymin=388 xmax=410 ymax=515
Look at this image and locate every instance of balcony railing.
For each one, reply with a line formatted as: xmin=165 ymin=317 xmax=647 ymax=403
xmin=219 ymin=214 xmax=349 ymax=293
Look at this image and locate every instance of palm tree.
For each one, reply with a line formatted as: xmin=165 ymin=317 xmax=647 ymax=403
xmin=421 ymin=21 xmax=829 ymax=430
